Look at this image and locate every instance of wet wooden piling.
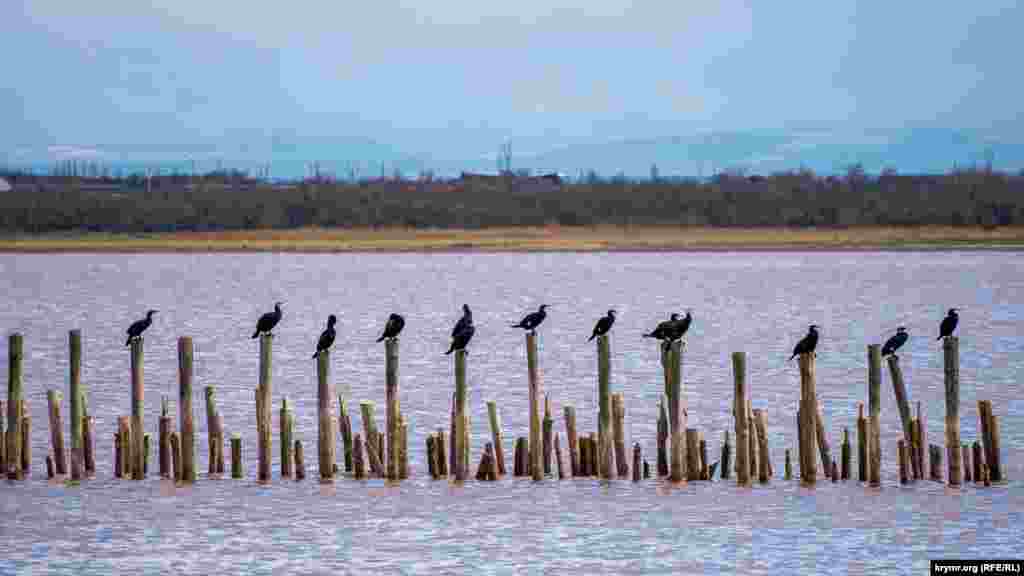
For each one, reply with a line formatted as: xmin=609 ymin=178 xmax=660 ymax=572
xmin=686 ymin=428 xmax=701 ymax=481
xmin=978 ymin=400 xmax=1002 ymax=483
xmin=597 ymin=333 xmax=615 ymax=480
xmin=294 ymin=440 xmax=305 ymax=480
xmin=886 ymin=354 xmax=915 ymax=478
xmin=436 ymin=429 xmax=448 ymax=478
xmin=256 ymin=334 xmax=272 ymax=483
xmin=454 ymin=348 xmax=469 ymax=482
xmin=915 ymin=401 xmax=925 ymax=481
xmin=667 ymin=340 xmax=686 ymax=482
xmin=0 ymin=400 xmax=5 ymax=477
xmin=486 ymin=401 xmax=506 ymax=477
xmin=589 ymin=432 xmax=599 ymax=477
xmin=117 ymin=415 xmax=132 ymax=478
xmin=929 ymin=444 xmax=942 ymax=481
xmin=554 ymin=432 xmax=565 ymax=479
xmin=7 ymin=333 xmax=23 ymax=480
xmin=721 ymin=430 xmax=732 ymax=480
xmin=814 ymin=395 xmax=831 ymax=479
xmin=170 ymin=431 xmax=181 ymax=481
xmin=514 ymin=437 xmax=528 ymax=476
xmin=841 ymin=428 xmax=851 ymax=480
xmin=47 ymin=391 xmax=66 ymax=476
xmin=747 ymin=400 xmax=758 ymax=481
xmin=857 ymin=403 xmax=867 ymax=482
xmin=643 ymin=459 xmax=650 ymax=479
xmin=898 ymin=440 xmax=909 ymax=484
xmin=384 ymin=339 xmax=399 ymax=481
xmin=733 ymin=351 xmax=750 ymax=485
xmin=525 ymin=333 xmax=544 ymax=482
xmin=338 ymin=396 xmax=354 ymax=473
xmin=868 ymin=345 xmax=882 ymax=486
xmin=543 ymin=395 xmax=554 ymax=476
xmin=69 ymin=330 xmax=83 ymax=481
xmin=612 ymin=393 xmax=628 ymax=478
xmin=989 ymin=413 xmax=1002 ymax=483
xmin=353 ymin=433 xmax=366 ymax=479
xmin=83 ymin=413 xmax=95 ymax=475
xmin=943 ymin=337 xmax=961 ymax=486
xmin=206 ymin=386 xmax=223 ymax=476
xmin=962 ymin=444 xmax=972 ymax=483
xmin=230 ymin=434 xmax=242 ymax=478
xmin=657 ymin=397 xmax=669 ymax=477
xmin=632 ymin=443 xmax=641 ymax=482
xmin=280 ymin=397 xmax=293 ymax=478
xmin=360 ymin=402 xmax=383 ymax=477
xmin=318 ymin=350 xmax=335 ymax=481
xmin=46 ymin=455 xmax=54 ymax=479
xmin=130 ymin=338 xmax=145 ymax=479
xmin=700 ymin=435 xmax=709 ymax=480
xmin=20 ymin=408 xmax=30 ymax=477
xmin=179 ymin=336 xmax=197 ymax=483
xmin=972 ymin=441 xmax=983 ymax=484
xmin=399 ymin=419 xmax=408 ymax=480
xmin=563 ymin=405 xmax=578 ymax=477
xmin=426 ymin=436 xmax=437 ymax=478
xmin=754 ymin=409 xmax=770 ymax=483
xmin=159 ymin=398 xmax=171 ymax=478
xmin=785 ymin=449 xmax=792 ymax=480
xmin=798 ymin=351 xmax=820 ymax=484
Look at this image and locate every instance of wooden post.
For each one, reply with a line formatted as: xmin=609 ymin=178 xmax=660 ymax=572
xmin=453 ymin=349 xmax=469 ymax=482
xmin=47 ymin=391 xmax=66 ymax=476
xmin=915 ymin=401 xmax=926 ymax=481
xmin=657 ymin=398 xmax=669 ymax=477
xmin=129 ymin=338 xmax=145 ymax=479
xmin=426 ymin=436 xmax=437 ymax=478
xmin=117 ymin=415 xmax=132 ymax=478
xmin=612 ymin=393 xmax=628 ymax=477
xmin=525 ymin=333 xmax=544 ymax=482
xmin=513 ymin=437 xmax=527 ymax=476
xmin=0 ymin=400 xmax=5 ymax=477
xmin=574 ymin=436 xmax=587 ymax=477
xmin=543 ymin=395 xmax=554 ymax=476
xmin=399 ymin=418 xmax=408 ymax=480
xmin=962 ymin=444 xmax=972 ymax=483
xmin=784 ymin=449 xmax=792 ymax=480
xmin=668 ymin=340 xmax=686 ymax=482
xmin=7 ymin=333 xmax=23 ymax=480
xmin=205 ymin=386 xmax=220 ymax=475
xmin=685 ymin=428 xmax=701 ymax=481
xmin=632 ymin=443 xmax=641 ymax=482
xmin=360 ymin=402 xmax=383 ymax=477
xmin=898 ymin=440 xmax=909 ymax=484
xmin=317 ymin=351 xmax=335 ymax=480
xmin=294 ymin=440 xmax=305 ymax=480
xmin=554 ymin=432 xmax=566 ymax=479
xmin=886 ymin=354 xmax=915 ymax=475
xmin=929 ymin=444 xmax=942 ymax=481
xmin=589 ymin=432 xmax=599 ymax=477
xmin=721 ymin=430 xmax=732 ymax=480
xmin=643 ymin=459 xmax=650 ymax=479
xmin=114 ymin=432 xmax=122 ymax=478
xmin=46 ymin=455 xmax=55 ymax=479
xmin=814 ymin=395 xmax=831 ymax=479
xmin=597 ymin=333 xmax=615 ymax=480
xmin=972 ymin=441 xmax=983 ymax=484
xmin=83 ymin=414 xmax=94 ymax=474
xmin=449 ymin=393 xmax=456 ymax=478
xmin=170 ymin=431 xmax=181 ymax=481
xmin=338 ymin=395 xmax=354 ymax=473
xmin=178 ymin=337 xmax=197 ymax=483
xmin=383 ymin=339 xmax=399 ymax=480
xmin=747 ymin=400 xmax=758 ymax=480
xmin=700 ymin=434 xmax=709 ymax=480
xmin=20 ymin=409 xmax=30 ymax=477
xmin=983 ymin=462 xmax=991 ymax=487
xmin=436 ymin=429 xmax=448 ymax=477
xmin=256 ymin=334 xmax=272 ymax=483
xmin=68 ymin=330 xmax=83 ymax=481
xmin=225 ymin=434 xmax=240 ymax=479
xmin=487 ymin=401 xmax=506 ymax=476
xmin=857 ymin=403 xmax=867 ymax=482
xmin=841 ymin=428 xmax=851 ymax=480
xmin=989 ymin=413 xmax=1002 ymax=483
xmin=755 ymin=409 xmax=770 ymax=483
xmin=143 ymin=433 xmax=151 ymax=476
xmin=216 ymin=414 xmax=225 ymax=474
xmin=563 ymin=405 xmax=578 ymax=477
xmin=733 ymin=352 xmax=750 ymax=485
xmin=868 ymin=345 xmax=882 ymax=486
xmin=158 ymin=398 xmax=171 ymax=478
xmin=353 ymin=434 xmax=366 ymax=479
xmin=831 ymin=459 xmax=838 ymax=483
xmin=280 ymin=397 xmax=293 ymax=478
xmin=942 ymin=337 xmax=961 ymax=486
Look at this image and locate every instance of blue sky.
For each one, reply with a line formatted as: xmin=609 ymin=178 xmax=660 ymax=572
xmin=3 ymin=1 xmax=1022 ymax=175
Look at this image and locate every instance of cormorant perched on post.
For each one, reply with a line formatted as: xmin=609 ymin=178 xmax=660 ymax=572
xmin=882 ymin=327 xmax=908 ymax=357
xmin=937 ymin=308 xmax=959 ymax=340
xmin=446 ymin=305 xmax=475 ymax=355
xmin=125 ymin=310 xmax=157 ymax=346
xmin=376 ymin=313 xmax=406 ymax=343
xmin=312 ymin=315 xmax=337 ymax=358
xmin=643 ymin=313 xmax=680 ymax=340
xmin=251 ymin=302 xmax=283 ymax=338
xmin=789 ymin=324 xmax=819 ymax=360
xmin=510 ymin=304 xmax=549 ymax=333
xmin=665 ymin=310 xmax=693 ymax=343
xmin=588 ymin=309 xmax=616 ymax=342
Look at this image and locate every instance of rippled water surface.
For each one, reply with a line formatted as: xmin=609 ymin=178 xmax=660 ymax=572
xmin=1 ymin=251 xmax=1022 ymax=574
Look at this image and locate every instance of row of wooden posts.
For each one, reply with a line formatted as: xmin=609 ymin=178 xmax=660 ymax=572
xmin=1 ymin=331 xmax=1006 ymax=487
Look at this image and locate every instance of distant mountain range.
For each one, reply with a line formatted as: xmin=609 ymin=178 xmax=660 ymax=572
xmin=6 ymin=128 xmax=1023 ymax=180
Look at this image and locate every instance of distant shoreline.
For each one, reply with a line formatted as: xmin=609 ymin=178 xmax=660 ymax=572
xmin=2 ymin=225 xmax=1023 ymax=253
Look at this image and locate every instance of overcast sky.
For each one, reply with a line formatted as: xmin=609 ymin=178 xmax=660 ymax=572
xmin=4 ymin=0 xmax=1021 ymax=165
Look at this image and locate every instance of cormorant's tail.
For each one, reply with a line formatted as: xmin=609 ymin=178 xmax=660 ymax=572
xmin=936 ymin=335 xmax=942 ymax=341
xmin=376 ymin=334 xmax=386 ymax=343
xmin=510 ymin=323 xmax=523 ymax=328
xmin=587 ymin=333 xmax=596 ymax=342
xmin=789 ymin=353 xmax=797 ymax=361
xmin=642 ymin=332 xmax=655 ymax=338
xmin=125 ymin=337 xmax=131 ymax=346
xmin=251 ymin=330 xmax=260 ymax=339
xmin=445 ymin=345 xmax=454 ymax=355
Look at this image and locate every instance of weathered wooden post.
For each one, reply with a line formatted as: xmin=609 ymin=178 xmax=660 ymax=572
xmin=857 ymin=403 xmax=867 ymax=482
xmin=685 ymin=429 xmax=701 ymax=481
xmin=721 ymin=430 xmax=732 ymax=480
xmin=338 ymin=395 xmax=354 ymax=473
xmin=657 ymin=398 xmax=669 ymax=477
xmin=543 ymin=395 xmax=554 ymax=475
xmin=868 ymin=344 xmax=882 ymax=486
xmin=589 ymin=432 xmax=599 ymax=476
xmin=0 ymin=400 xmax=5 ymax=476
xmin=47 ymin=391 xmax=66 ymax=476
xmin=554 ymin=432 xmax=566 ymax=479
xmin=118 ymin=416 xmax=132 ymax=478
xmin=454 ymin=349 xmax=469 ymax=482
xmin=384 ymin=339 xmax=399 ymax=480
xmin=929 ymin=444 xmax=942 ymax=481
xmin=525 ymin=333 xmax=543 ymax=481
xmin=814 ymin=396 xmax=831 ymax=479
xmin=360 ymin=402 xmax=383 ymax=476
xmin=962 ymin=444 xmax=972 ymax=483
xmin=170 ymin=431 xmax=182 ymax=481
xmin=886 ymin=354 xmax=915 ymax=477
xmin=513 ymin=437 xmax=528 ymax=476
xmin=143 ymin=433 xmax=151 ymax=476
xmin=841 ymin=428 xmax=851 ymax=480
xmin=224 ymin=434 xmax=240 ymax=479
xmin=915 ymin=401 xmax=925 ymax=481
xmin=20 ymin=407 xmax=31 ymax=477
xmin=798 ymin=350 xmax=818 ymax=484
xmin=942 ymin=337 xmax=961 ymax=486
xmin=898 ymin=440 xmax=909 ymax=485
xmin=988 ymin=410 xmax=1002 ymax=483
xmin=597 ymin=333 xmax=615 ymax=480
xmin=46 ymin=455 xmax=55 ymax=479
xmin=317 ymin=350 xmax=335 ymax=480
xmin=256 ymin=333 xmax=272 ymax=482
xmin=205 ymin=386 xmax=221 ymax=475
xmin=755 ymin=409 xmax=770 ymax=483
xmin=68 ymin=330 xmax=83 ymax=481
xmin=668 ymin=340 xmax=686 ymax=482
xmin=129 ymin=338 xmax=145 ymax=479
xmin=436 ymin=428 xmax=448 ymax=478
xmin=216 ymin=414 xmax=225 ymax=474
xmin=83 ymin=412 xmax=95 ymax=475
xmin=7 ymin=333 xmax=23 ymax=480
xmin=972 ymin=441 xmax=983 ymax=484
xmin=612 ymin=393 xmax=628 ymax=478
xmin=632 ymin=443 xmax=641 ymax=482
xmin=563 ymin=405 xmax=578 ymax=477
xmin=399 ymin=418 xmax=408 ymax=480
xmin=747 ymin=400 xmax=758 ymax=479
xmin=158 ymin=397 xmax=171 ymax=478
xmin=353 ymin=433 xmax=366 ymax=479
xmin=831 ymin=459 xmax=838 ymax=483
xmin=733 ymin=351 xmax=750 ymax=485
xmin=487 ymin=401 xmax=506 ymax=476
xmin=294 ymin=440 xmax=305 ymax=480
xmin=280 ymin=397 xmax=293 ymax=477
xmin=784 ymin=449 xmax=793 ymax=480
xmin=179 ymin=337 xmax=197 ymax=483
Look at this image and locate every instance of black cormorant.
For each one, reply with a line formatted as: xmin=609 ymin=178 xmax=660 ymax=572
xmin=510 ymin=304 xmax=549 ymax=333
xmin=125 ymin=310 xmax=157 ymax=346
xmin=312 ymin=314 xmax=337 ymax=358
xmin=789 ymin=324 xmax=819 ymax=360
xmin=588 ymin=309 xmax=617 ymax=342
xmin=376 ymin=313 xmax=406 ymax=342
xmin=665 ymin=310 xmax=693 ymax=342
xmin=882 ymin=327 xmax=908 ymax=357
xmin=451 ymin=304 xmax=472 ymax=338
xmin=251 ymin=302 xmax=283 ymax=338
xmin=937 ymin=308 xmax=959 ymax=340
xmin=446 ymin=324 xmax=476 ymax=355
xmin=643 ymin=313 xmax=680 ymax=340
